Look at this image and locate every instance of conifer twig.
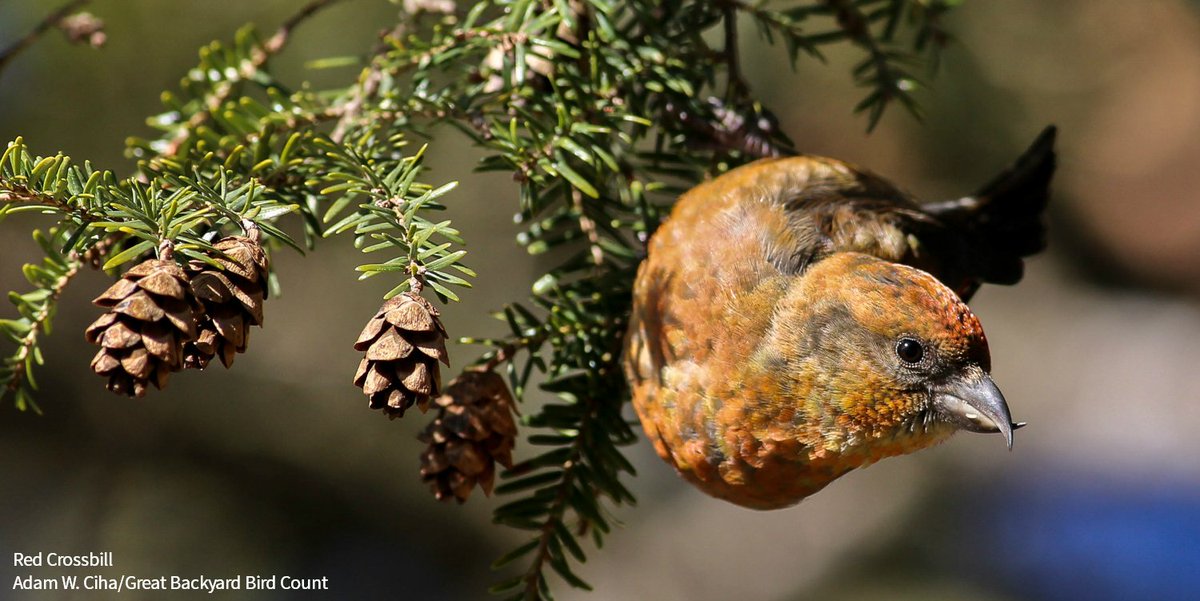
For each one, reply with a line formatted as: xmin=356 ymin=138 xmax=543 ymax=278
xmin=266 ymin=0 xmax=343 ymax=53
xmin=0 ymin=180 xmax=106 ymax=222
xmin=721 ymin=0 xmax=748 ymax=100
xmin=572 ymin=188 xmax=604 ymax=266
xmin=0 ymin=0 xmax=92 ymax=80
xmin=820 ymin=0 xmax=915 ymax=130
xmin=161 ymin=0 xmax=346 ymax=156
xmin=3 ymin=256 xmax=81 ymax=403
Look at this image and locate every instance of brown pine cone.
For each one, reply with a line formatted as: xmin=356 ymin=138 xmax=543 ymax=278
xmin=418 ymin=370 xmax=518 ymax=503
xmin=183 ymin=236 xmax=269 ymax=369
xmin=353 ymin=292 xmax=449 ymax=417
xmin=85 ymin=259 xmax=200 ymax=397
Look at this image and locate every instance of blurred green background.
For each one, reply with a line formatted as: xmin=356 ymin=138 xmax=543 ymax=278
xmin=2 ymin=1 xmax=1199 ymax=600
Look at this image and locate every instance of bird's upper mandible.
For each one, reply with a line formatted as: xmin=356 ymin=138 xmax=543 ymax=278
xmin=623 ymin=129 xmax=1055 ymax=509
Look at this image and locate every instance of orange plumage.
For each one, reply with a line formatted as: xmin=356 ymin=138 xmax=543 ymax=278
xmin=624 ymin=128 xmax=1056 ymax=509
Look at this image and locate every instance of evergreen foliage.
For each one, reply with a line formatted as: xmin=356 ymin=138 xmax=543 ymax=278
xmin=0 ymin=0 xmax=963 ymax=597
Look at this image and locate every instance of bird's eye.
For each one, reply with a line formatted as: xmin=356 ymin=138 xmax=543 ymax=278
xmin=896 ymin=338 xmax=925 ymax=364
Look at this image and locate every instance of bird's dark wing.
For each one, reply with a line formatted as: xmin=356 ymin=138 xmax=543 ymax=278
xmin=764 ymin=127 xmax=1058 ymax=300
xmin=921 ymin=126 xmax=1058 ymax=299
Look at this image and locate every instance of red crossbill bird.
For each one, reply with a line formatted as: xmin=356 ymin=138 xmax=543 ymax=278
xmin=624 ymin=127 xmax=1057 ymax=509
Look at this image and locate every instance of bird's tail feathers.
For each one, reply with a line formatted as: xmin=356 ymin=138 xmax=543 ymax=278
xmin=928 ymin=125 xmax=1057 ymax=286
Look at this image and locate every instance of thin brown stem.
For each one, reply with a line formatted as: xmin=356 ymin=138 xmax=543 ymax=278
xmin=408 ymin=272 xmax=425 ymax=295
xmin=0 ymin=0 xmax=92 ymax=80
xmin=474 ymin=330 xmax=547 ymax=373
xmin=721 ymin=0 xmax=747 ymax=100
xmin=572 ymin=188 xmax=604 ymax=267
xmin=265 ymin=0 xmax=342 ymax=53
xmin=820 ymin=0 xmax=911 ymax=129
xmin=331 ymin=28 xmax=520 ymax=142
xmin=479 ymin=345 xmax=517 ymax=373
xmin=0 ymin=181 xmax=106 ymax=222
xmin=162 ymin=0 xmax=345 ymax=156
xmin=522 ymin=461 xmax=578 ymax=599
xmin=331 ymin=66 xmax=386 ymax=143
xmin=4 ymin=257 xmax=82 ymax=399
xmin=331 ymin=21 xmax=423 ymax=143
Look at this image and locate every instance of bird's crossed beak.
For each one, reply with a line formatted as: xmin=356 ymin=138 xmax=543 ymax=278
xmin=933 ymin=368 xmax=1025 ymax=449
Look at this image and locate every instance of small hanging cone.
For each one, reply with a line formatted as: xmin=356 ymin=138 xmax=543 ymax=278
xmin=182 ymin=236 xmax=270 ymax=369
xmin=85 ymin=258 xmax=200 ymax=397
xmin=353 ymin=292 xmax=449 ymax=418
xmin=418 ymin=370 xmax=518 ymax=503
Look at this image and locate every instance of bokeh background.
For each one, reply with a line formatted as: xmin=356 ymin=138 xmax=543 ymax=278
xmin=3 ymin=1 xmax=1200 ymax=600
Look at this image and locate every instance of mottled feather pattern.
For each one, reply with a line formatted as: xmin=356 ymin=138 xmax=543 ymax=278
xmin=624 ymin=130 xmax=1055 ymax=509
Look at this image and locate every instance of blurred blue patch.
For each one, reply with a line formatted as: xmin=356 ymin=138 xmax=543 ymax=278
xmin=958 ymin=477 xmax=1200 ymax=601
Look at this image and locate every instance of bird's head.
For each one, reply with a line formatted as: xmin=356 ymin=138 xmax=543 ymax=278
xmin=769 ymin=252 xmax=1021 ymax=453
